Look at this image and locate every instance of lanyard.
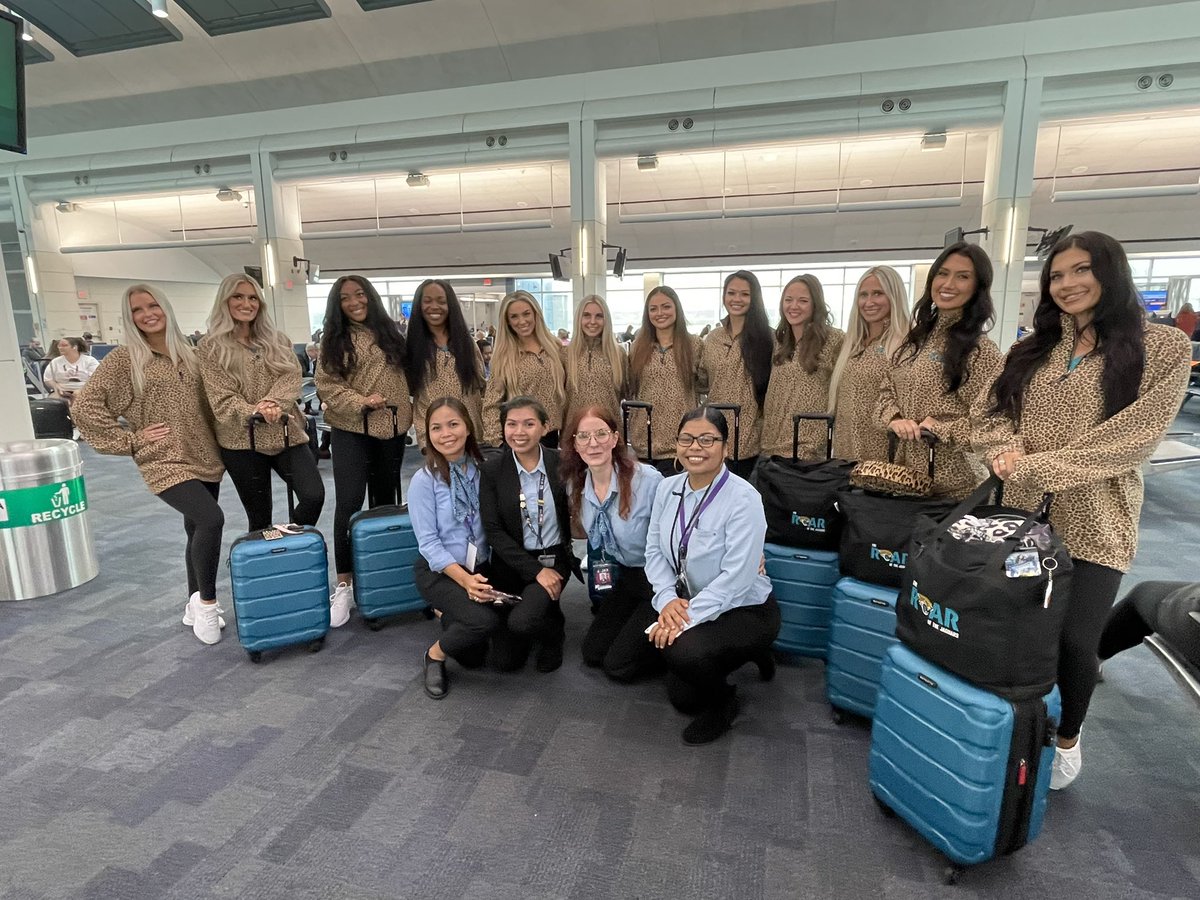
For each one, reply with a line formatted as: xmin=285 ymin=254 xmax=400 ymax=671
xmin=669 ymin=469 xmax=730 ymax=574
xmin=519 ymin=472 xmax=547 ymax=548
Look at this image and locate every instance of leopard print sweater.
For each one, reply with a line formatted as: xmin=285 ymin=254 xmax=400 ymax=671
xmin=972 ymin=320 xmax=1190 ymax=572
xmin=626 ymin=335 xmax=703 ymax=460
xmin=699 ymin=323 xmax=769 ymax=460
xmin=761 ymin=328 xmax=846 ymax=460
xmin=315 ymin=324 xmax=413 ymax=440
xmin=73 ymin=347 xmax=223 ymax=495
xmin=481 ymin=345 xmax=568 ymax=444
xmin=197 ymin=339 xmax=309 ymax=454
xmin=565 ymin=337 xmax=627 ymax=430
xmin=412 ymin=345 xmax=486 ymax=450
xmin=876 ymin=311 xmax=1002 ymax=499
xmin=831 ymin=336 xmax=892 ymax=463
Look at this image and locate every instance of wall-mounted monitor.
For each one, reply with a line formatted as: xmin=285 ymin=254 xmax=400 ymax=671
xmin=0 ymin=10 xmax=26 ymax=155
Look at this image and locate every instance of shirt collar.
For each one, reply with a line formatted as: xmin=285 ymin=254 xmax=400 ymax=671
xmin=583 ymin=465 xmax=618 ymax=507
xmin=513 ymin=446 xmax=547 ymax=477
xmin=681 ymin=465 xmax=728 ymax=499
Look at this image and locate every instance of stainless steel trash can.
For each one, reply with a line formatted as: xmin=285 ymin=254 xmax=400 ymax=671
xmin=0 ymin=439 xmax=99 ymax=601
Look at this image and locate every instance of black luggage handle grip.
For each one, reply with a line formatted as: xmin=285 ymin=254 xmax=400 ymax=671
xmin=793 ymin=413 xmax=835 ymax=462
xmin=363 ymin=403 xmax=400 ymax=437
xmin=247 ymin=411 xmax=291 ymax=453
xmin=707 ymin=403 xmax=741 ymax=461
xmin=887 ymin=427 xmax=939 ymax=478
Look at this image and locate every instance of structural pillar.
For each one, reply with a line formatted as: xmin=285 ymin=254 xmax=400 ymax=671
xmin=252 ymin=152 xmax=312 ymax=343
xmin=980 ymin=77 xmax=1043 ymax=349
xmin=569 ymin=118 xmax=608 ymax=306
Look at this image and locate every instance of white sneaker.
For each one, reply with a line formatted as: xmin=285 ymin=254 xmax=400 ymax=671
xmin=1050 ymin=734 xmax=1082 ymax=790
xmin=189 ymin=595 xmax=222 ymax=645
xmin=182 ymin=592 xmax=226 ymax=630
xmin=330 ymin=582 xmax=353 ymax=628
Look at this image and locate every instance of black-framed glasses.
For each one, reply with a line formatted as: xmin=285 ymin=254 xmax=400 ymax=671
xmin=676 ymin=434 xmax=723 ymax=448
xmin=574 ymin=429 xmax=615 ymax=445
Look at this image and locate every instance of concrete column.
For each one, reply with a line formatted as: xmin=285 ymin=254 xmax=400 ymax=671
xmin=14 ymin=184 xmax=79 ymax=341
xmin=0 ymin=243 xmax=34 ymax=442
xmin=252 ymin=152 xmax=312 ymax=343
xmin=980 ymin=77 xmax=1043 ymax=350
xmin=569 ymin=119 xmax=608 ymax=306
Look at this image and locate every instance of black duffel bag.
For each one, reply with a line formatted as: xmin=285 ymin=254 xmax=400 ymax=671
xmin=837 ymin=432 xmax=953 ymax=587
xmin=895 ymin=476 xmax=1073 ymax=700
xmin=753 ymin=414 xmax=855 ymax=550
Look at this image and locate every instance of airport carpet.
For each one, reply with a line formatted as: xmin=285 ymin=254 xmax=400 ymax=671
xmin=0 ymin=419 xmax=1197 ymax=899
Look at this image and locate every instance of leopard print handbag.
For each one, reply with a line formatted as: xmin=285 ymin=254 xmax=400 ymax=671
xmin=848 ymin=430 xmax=937 ymax=498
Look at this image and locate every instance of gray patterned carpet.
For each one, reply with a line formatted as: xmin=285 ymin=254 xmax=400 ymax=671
xmin=1 ymin=417 xmax=1198 ymax=899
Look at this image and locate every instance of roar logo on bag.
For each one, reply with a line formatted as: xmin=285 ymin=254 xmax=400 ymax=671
xmin=869 ymin=543 xmax=907 ymax=569
xmin=910 ymin=582 xmax=960 ymax=638
xmin=790 ymin=512 xmax=827 ymax=533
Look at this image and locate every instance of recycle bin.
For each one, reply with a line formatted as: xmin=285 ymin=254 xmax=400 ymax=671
xmin=0 ymin=439 xmax=99 ymax=601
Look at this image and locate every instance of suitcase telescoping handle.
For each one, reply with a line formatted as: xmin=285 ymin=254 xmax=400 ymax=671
xmin=706 ymin=403 xmax=741 ymax=461
xmin=363 ymin=403 xmax=404 ymax=507
xmin=247 ymin=412 xmax=296 ymax=523
xmin=792 ymin=413 xmax=835 ymax=463
xmin=620 ymin=399 xmax=653 ymax=462
xmin=887 ymin=426 xmax=938 ymax=478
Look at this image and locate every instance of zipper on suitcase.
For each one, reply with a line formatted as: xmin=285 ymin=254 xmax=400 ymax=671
xmin=996 ymin=697 xmax=1046 ymax=855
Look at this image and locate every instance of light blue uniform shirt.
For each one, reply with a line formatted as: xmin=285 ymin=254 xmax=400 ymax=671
xmin=580 ymin=462 xmax=663 ymax=568
xmin=408 ymin=463 xmax=489 ymax=573
xmin=516 ymin=448 xmax=562 ymax=551
xmin=644 ymin=466 xmax=772 ymax=629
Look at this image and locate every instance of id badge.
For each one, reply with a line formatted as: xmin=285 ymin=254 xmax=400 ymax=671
xmin=674 ymin=571 xmax=692 ymax=600
xmin=1004 ymin=549 xmax=1041 ymax=578
xmin=537 ymin=552 xmax=556 ymax=568
xmin=465 ymin=542 xmax=479 ymax=574
xmin=589 ymin=561 xmax=615 ymax=594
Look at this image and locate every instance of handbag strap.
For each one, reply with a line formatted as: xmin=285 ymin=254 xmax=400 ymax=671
xmin=937 ymin=475 xmax=1057 ymax=567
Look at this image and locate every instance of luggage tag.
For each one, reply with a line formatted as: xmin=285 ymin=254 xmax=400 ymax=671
xmin=1004 ymin=549 xmax=1041 ymax=578
xmin=465 ymin=542 xmax=479 ymax=574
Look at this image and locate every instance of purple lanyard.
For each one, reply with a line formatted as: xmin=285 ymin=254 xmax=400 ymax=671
xmin=671 ymin=469 xmax=730 ymax=571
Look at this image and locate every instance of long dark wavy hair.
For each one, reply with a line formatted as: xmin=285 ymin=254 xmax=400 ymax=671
xmin=319 ymin=275 xmax=407 ymax=380
xmin=722 ymin=270 xmax=773 ymax=407
xmin=423 ymin=396 xmax=484 ymax=485
xmin=894 ymin=242 xmax=995 ymax=392
xmin=773 ymin=274 xmax=834 ymax=373
xmin=628 ymin=285 xmax=696 ymax=395
xmin=560 ymin=405 xmax=637 ymax=526
xmin=405 ymin=279 xmax=485 ymax=398
xmin=988 ymin=231 xmax=1146 ymax=422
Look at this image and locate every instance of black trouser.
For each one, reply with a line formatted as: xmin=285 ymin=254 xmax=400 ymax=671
xmin=1099 ymin=580 xmax=1200 ymax=668
xmin=541 ymin=430 xmax=560 ymax=449
xmin=648 ymin=459 xmax=677 ymax=478
xmin=727 ymin=455 xmax=759 ymax=481
xmin=581 ymin=566 xmax=665 ymax=682
xmin=661 ymin=595 xmax=781 ymax=713
xmin=489 ymin=544 xmax=569 ymax=651
xmin=414 ymin=557 xmax=505 ymax=661
xmin=1057 ymin=559 xmax=1124 ymax=740
xmin=156 ymin=480 xmax=223 ymax=601
xmin=330 ymin=428 xmax=406 ymax=574
xmin=220 ymin=445 xmax=325 ymax=532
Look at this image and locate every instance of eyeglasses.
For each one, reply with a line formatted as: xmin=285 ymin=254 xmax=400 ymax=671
xmin=573 ymin=429 xmax=615 ymax=445
xmin=676 ymin=434 xmax=723 ymax=448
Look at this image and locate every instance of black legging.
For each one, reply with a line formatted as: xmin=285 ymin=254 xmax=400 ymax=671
xmin=1057 ymin=559 xmax=1124 ymax=740
xmin=330 ymin=428 xmax=405 ymax=574
xmin=220 ymin=445 xmax=325 ymax=532
xmin=1099 ymin=580 xmax=1200 ymax=669
xmin=157 ymin=479 xmax=223 ymax=600
xmin=581 ymin=566 xmax=666 ymax=682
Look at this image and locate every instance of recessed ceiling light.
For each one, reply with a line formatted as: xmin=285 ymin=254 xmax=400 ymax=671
xmin=406 ymin=173 xmax=429 ymax=188
xmin=1070 ymin=165 xmax=1088 ymax=175
xmin=151 ymin=0 xmax=169 ymax=19
xmin=860 ymin=178 xmax=874 ymax=186
xmin=762 ymin=153 xmax=778 ymax=163
xmin=516 ymin=201 xmax=528 ymax=208
xmin=408 ymin=207 xmax=420 ymax=214
xmin=765 ymin=184 xmax=778 ymax=191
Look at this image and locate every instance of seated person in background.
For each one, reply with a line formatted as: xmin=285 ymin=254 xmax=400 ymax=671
xmin=1099 ymin=581 xmax=1200 ymax=672
xmin=561 ymin=404 xmax=664 ymax=682
xmin=44 ymin=337 xmax=99 ymax=402
xmin=643 ymin=406 xmax=781 ymax=745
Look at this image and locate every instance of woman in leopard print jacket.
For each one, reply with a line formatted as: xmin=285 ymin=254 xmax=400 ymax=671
xmin=974 ymin=231 xmax=1191 ymax=792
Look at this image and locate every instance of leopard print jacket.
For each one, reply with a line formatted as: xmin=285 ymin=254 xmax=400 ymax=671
xmin=831 ymin=336 xmax=892 ymax=464
xmin=761 ymin=328 xmax=845 ymax=460
xmin=73 ymin=346 xmax=223 ymax=495
xmin=564 ymin=338 xmax=627 ymax=432
xmin=411 ymin=345 xmax=485 ymax=450
xmin=197 ymin=339 xmax=309 ymax=454
xmin=972 ymin=320 xmax=1191 ymax=572
xmin=700 ymin=323 xmax=769 ymax=460
xmin=315 ymin=324 xmax=413 ymax=441
xmin=481 ymin=345 xmax=568 ymax=444
xmin=876 ymin=311 xmax=1002 ymax=499
xmin=626 ymin=335 xmax=703 ymax=460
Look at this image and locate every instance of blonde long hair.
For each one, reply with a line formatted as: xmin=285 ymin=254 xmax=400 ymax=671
xmin=491 ymin=290 xmax=566 ymax=407
xmin=827 ymin=265 xmax=910 ymax=412
xmin=566 ymin=294 xmax=626 ymax=397
xmin=120 ymin=283 xmax=197 ymax=397
xmin=202 ymin=274 xmax=299 ymax=392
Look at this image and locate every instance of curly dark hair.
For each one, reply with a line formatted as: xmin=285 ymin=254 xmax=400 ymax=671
xmin=319 ymin=275 xmax=407 ymax=380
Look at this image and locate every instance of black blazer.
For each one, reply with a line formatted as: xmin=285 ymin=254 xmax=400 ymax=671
xmin=480 ymin=446 xmax=579 ymax=588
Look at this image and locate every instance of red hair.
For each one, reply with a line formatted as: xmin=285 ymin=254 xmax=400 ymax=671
xmin=560 ymin=405 xmax=637 ymax=528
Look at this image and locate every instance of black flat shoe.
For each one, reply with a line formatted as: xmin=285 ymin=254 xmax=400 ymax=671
xmin=535 ymin=637 xmax=564 ymax=673
xmin=682 ymin=687 xmax=739 ymax=745
xmin=754 ymin=649 xmax=776 ymax=682
xmin=423 ymin=650 xmax=448 ymax=699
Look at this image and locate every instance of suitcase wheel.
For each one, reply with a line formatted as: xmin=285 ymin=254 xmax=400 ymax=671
xmin=872 ymin=794 xmax=895 ymax=819
xmin=364 ymin=618 xmax=385 ymax=632
xmin=248 ymin=651 xmax=263 ymax=664
xmin=308 ymin=637 xmax=325 ymax=653
xmin=830 ymin=706 xmax=846 ymax=726
xmin=942 ymin=865 xmax=962 ymax=886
